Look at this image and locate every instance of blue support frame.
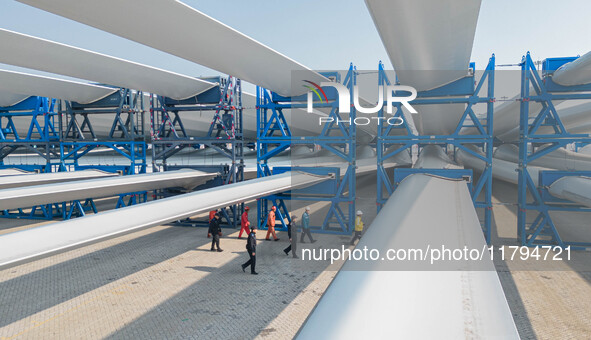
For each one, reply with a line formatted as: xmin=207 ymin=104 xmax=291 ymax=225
xmin=256 ymin=65 xmax=357 ymax=235
xmin=2 ymin=89 xmax=149 ymax=221
xmin=150 ymin=76 xmax=244 ymax=228
xmin=59 ymin=141 xmax=147 ymax=175
xmin=0 ymin=96 xmax=60 ymax=173
xmin=518 ymin=52 xmax=591 ymax=249
xmin=377 ymin=55 xmax=495 ymax=244
xmin=0 ymin=96 xmax=67 ymax=220
xmin=59 ymin=88 xmax=147 ymax=174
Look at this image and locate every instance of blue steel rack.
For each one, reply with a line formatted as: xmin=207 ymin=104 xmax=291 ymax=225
xmin=150 ymin=76 xmax=244 ymax=228
xmin=0 ymin=96 xmax=65 ymax=219
xmin=59 ymin=88 xmax=148 ymax=219
xmin=59 ymin=88 xmax=147 ymax=175
xmin=0 ymin=96 xmax=59 ymax=173
xmin=376 ymin=55 xmax=495 ymax=244
xmin=256 ymin=65 xmax=357 ymax=235
xmin=2 ymin=89 xmax=149 ymax=220
xmin=517 ymin=52 xmax=591 ymax=249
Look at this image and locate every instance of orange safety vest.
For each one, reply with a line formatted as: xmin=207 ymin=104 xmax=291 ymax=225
xmin=267 ymin=210 xmax=276 ymax=227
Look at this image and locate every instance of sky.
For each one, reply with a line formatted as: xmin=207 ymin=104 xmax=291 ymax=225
xmin=1 ymin=0 xmax=590 ymax=94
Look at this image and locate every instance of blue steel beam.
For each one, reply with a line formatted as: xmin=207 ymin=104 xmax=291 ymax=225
xmin=256 ymin=65 xmax=357 ymax=235
xmin=518 ymin=52 xmax=591 ymax=249
xmin=377 ymin=55 xmax=495 ymax=244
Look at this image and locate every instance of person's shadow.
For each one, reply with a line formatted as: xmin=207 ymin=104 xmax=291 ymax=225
xmin=185 ymin=266 xmax=216 ymax=272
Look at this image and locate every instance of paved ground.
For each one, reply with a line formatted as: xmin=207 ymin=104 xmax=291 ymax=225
xmin=0 ymin=223 xmax=350 ymax=340
xmin=489 ymin=179 xmax=591 ymax=339
xmin=0 ymin=176 xmax=590 ymax=339
xmin=0 ymin=174 xmax=378 ymax=340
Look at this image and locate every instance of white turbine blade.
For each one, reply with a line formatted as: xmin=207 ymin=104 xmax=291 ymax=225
xmin=457 ymin=148 xmax=543 ymax=186
xmin=0 ymin=169 xmax=217 ymax=210
xmin=0 ymin=169 xmax=117 ymax=190
xmin=365 ymin=0 xmax=482 ymax=135
xmin=0 ymin=171 xmax=328 ymax=268
xmin=0 ymin=169 xmax=33 ymax=177
xmin=365 ymin=0 xmax=480 ymax=91
xmin=494 ymin=144 xmax=591 ymax=172
xmin=553 ymin=51 xmax=591 ymax=86
xmin=549 ymin=176 xmax=591 ymax=208
xmin=0 ymin=69 xmax=117 ymax=104
xmin=298 ymin=151 xmax=518 ymax=338
xmin=18 ymin=0 xmax=328 ymax=97
xmin=0 ymin=28 xmax=217 ymax=100
xmin=459 ymin=148 xmax=591 ymax=209
xmin=0 ymin=91 xmax=30 ymax=107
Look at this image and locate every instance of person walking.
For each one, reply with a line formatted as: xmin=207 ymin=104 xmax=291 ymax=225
xmin=208 ymin=213 xmax=223 ymax=252
xmin=350 ymin=210 xmax=364 ymax=245
xmin=300 ymin=206 xmax=316 ymax=243
xmin=283 ymin=215 xmax=299 ymax=258
xmin=265 ymin=206 xmax=279 ymax=241
xmin=241 ymin=225 xmax=258 ymax=275
xmin=207 ymin=209 xmax=217 ymax=238
xmin=238 ymin=206 xmax=251 ymax=239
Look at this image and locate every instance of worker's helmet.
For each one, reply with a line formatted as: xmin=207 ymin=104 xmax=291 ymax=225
xmin=244 ymin=206 xmax=250 ymax=211
xmin=305 ymin=206 xmax=311 ymax=211
xmin=356 ymin=210 xmax=363 ymax=215
xmin=271 ymin=206 xmax=276 ymax=211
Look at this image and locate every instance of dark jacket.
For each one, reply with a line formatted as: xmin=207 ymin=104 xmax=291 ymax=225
xmin=208 ymin=217 xmax=222 ymax=235
xmin=287 ymin=220 xmax=297 ymax=239
xmin=246 ymin=231 xmax=257 ymax=253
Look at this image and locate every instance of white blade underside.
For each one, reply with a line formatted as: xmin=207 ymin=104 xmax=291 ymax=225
xmin=0 ymin=169 xmax=216 ymax=210
xmin=0 ymin=69 xmax=117 ymax=104
xmin=18 ymin=0 xmax=328 ymax=97
xmin=298 ymin=173 xmax=519 ymax=339
xmin=0 ymin=169 xmax=117 ymax=190
xmin=365 ymin=0 xmax=481 ymax=135
xmin=458 ymin=148 xmax=591 ymax=209
xmin=0 ymin=91 xmax=30 ymax=107
xmin=0 ymin=28 xmax=217 ymax=100
xmin=552 ymin=51 xmax=591 ymax=86
xmin=0 ymin=168 xmax=33 ymax=177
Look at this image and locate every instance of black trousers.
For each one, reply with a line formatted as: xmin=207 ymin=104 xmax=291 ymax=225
xmin=300 ymin=228 xmax=314 ymax=242
xmin=211 ymin=234 xmax=220 ymax=250
xmin=284 ymin=241 xmax=297 ymax=257
xmin=350 ymin=231 xmax=362 ymax=245
xmin=243 ymin=252 xmax=256 ymax=273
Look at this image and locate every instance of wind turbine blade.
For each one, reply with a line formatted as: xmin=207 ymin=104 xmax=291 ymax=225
xmin=365 ymin=0 xmax=482 ymax=135
xmin=0 ymin=69 xmax=117 ymax=104
xmin=18 ymin=0 xmax=328 ymax=97
xmin=0 ymin=28 xmax=217 ymax=100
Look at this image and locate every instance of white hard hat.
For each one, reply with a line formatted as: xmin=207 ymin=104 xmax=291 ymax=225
xmin=356 ymin=210 xmax=363 ymax=215
xmin=305 ymin=206 xmax=311 ymax=211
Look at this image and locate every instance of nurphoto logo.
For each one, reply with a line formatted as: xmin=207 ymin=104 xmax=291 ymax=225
xmin=304 ymin=80 xmax=418 ymax=126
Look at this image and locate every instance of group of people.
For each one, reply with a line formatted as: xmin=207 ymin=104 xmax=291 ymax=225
xmin=240 ymin=206 xmax=317 ymax=274
xmin=262 ymin=206 xmax=316 ymax=244
xmin=208 ymin=205 xmax=365 ymax=275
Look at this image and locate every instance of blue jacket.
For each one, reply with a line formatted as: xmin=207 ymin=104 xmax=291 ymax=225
xmin=302 ymin=211 xmax=310 ymax=229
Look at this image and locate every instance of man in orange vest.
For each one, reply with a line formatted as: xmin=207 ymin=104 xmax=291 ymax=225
xmin=265 ymin=206 xmax=280 ymax=241
xmin=238 ymin=206 xmax=251 ymax=239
